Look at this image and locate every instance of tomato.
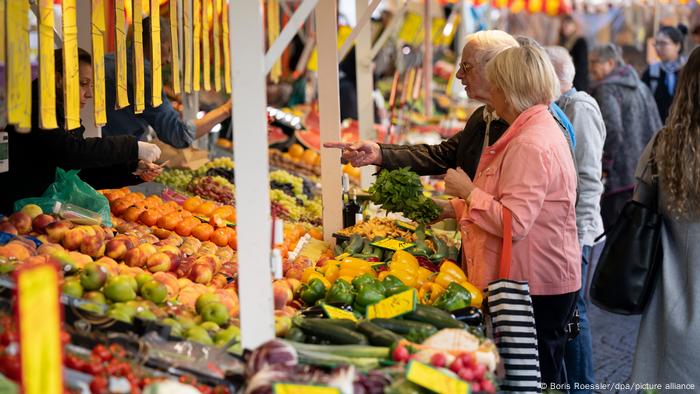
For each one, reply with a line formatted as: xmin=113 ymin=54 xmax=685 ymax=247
xmin=109 ymin=343 xmax=127 ymax=359
xmin=481 ymin=380 xmax=495 ymax=393
xmin=473 ymin=363 xmax=486 ymax=380
xmin=0 ymin=354 xmax=21 ymax=381
xmin=60 ymin=331 xmax=71 ymax=345
xmin=92 ymin=344 xmax=112 ymax=362
xmin=391 ymin=345 xmax=409 ymax=363
xmin=89 ymin=375 xmax=109 ymax=394
xmin=471 ymin=382 xmax=481 ymax=393
xmin=430 ymin=353 xmax=447 ymax=368
xmin=449 ymin=358 xmax=464 ymax=373
xmin=85 ymin=358 xmax=105 ymax=376
xmin=457 ymin=368 xmax=474 ymax=382
xmin=459 ymin=353 xmax=476 ymax=368
xmin=197 ymin=385 xmax=213 ymax=394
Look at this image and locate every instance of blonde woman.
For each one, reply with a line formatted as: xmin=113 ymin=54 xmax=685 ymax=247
xmin=439 ymin=45 xmax=581 ymax=386
xmin=631 ymin=47 xmax=700 ymax=387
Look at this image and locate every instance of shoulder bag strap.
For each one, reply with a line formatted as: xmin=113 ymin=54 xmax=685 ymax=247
xmin=499 ymin=208 xmax=513 ymax=279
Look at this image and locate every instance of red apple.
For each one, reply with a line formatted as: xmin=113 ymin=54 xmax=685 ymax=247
xmin=0 ymin=221 xmax=18 ymax=235
xmin=189 ymin=262 xmax=213 ymax=284
xmin=45 ymin=220 xmax=73 ymax=243
xmin=31 ymin=214 xmax=56 ymax=234
xmin=80 ymin=235 xmax=105 ymax=258
xmin=62 ymin=228 xmax=86 ymax=251
xmin=105 ymin=239 xmax=129 ymax=260
xmin=9 ymin=212 xmax=32 ymax=235
xmin=272 ymin=280 xmax=293 ymax=310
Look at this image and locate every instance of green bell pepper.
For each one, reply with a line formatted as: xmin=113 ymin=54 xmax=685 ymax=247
xmin=355 ymin=282 xmax=386 ymax=307
xmin=300 ymin=278 xmax=327 ymax=306
xmin=325 ymin=279 xmax=355 ymax=305
xmin=352 ymin=273 xmax=376 ymax=291
xmin=432 ymin=282 xmax=472 ymax=312
xmin=382 ymin=275 xmax=411 ymax=297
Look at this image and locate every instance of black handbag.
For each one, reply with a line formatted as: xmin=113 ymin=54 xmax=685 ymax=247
xmin=589 ymin=139 xmax=662 ymax=315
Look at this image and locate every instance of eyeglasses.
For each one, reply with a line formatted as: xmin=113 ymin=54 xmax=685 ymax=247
xmin=654 ymin=40 xmax=673 ymax=48
xmin=458 ymin=61 xmax=474 ymax=75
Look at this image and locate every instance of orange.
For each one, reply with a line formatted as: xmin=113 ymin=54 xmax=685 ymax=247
xmin=308 ymin=228 xmax=323 ymax=240
xmin=191 ymin=223 xmax=214 ymax=241
xmin=157 ymin=212 xmax=182 ymax=231
xmin=139 ymin=210 xmax=161 ymax=227
xmin=211 ymin=205 xmax=235 ymax=219
xmin=195 ymin=201 xmax=218 ymax=216
xmin=122 ymin=207 xmax=145 ymax=223
xmin=111 ymin=198 xmax=133 ymax=216
xmin=227 ymin=229 xmax=238 ymax=250
xmin=143 ymin=195 xmax=163 ymax=208
xmin=175 ymin=217 xmax=201 ymax=237
xmin=226 ymin=210 xmax=237 ymax=223
xmin=183 ymin=196 xmax=203 ymax=212
xmin=288 ymin=143 xmax=305 ymax=159
xmin=211 ymin=227 xmax=234 ymax=247
xmin=301 ymin=150 xmax=319 ymax=165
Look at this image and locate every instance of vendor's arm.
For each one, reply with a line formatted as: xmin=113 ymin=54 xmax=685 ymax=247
xmin=192 ymin=100 xmax=232 ymax=139
xmin=38 ymin=130 xmax=139 ymax=170
xmin=460 ymin=143 xmax=550 ymax=241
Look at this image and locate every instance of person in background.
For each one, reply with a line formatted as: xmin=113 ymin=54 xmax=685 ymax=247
xmin=589 ymin=44 xmax=662 ymax=229
xmin=690 ymin=25 xmax=700 ymax=52
xmin=631 ymin=46 xmax=700 ymax=388
xmin=103 ymin=17 xmax=232 ymax=149
xmin=642 ymin=25 xmax=688 ymax=123
xmin=0 ymin=48 xmax=162 ymax=214
xmin=547 ymin=45 xmax=606 ymax=394
xmin=559 ymin=15 xmax=589 ymax=92
xmin=439 ymin=45 xmax=580 ymax=387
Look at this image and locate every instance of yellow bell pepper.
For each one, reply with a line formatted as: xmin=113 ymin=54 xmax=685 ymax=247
xmin=337 ymin=275 xmax=356 ymax=284
xmin=340 ymin=257 xmax=373 ymax=273
xmin=417 ymin=267 xmax=435 ymax=283
xmin=377 ymin=271 xmax=392 ymax=281
xmin=419 ymin=282 xmax=445 ymax=304
xmin=391 ymin=250 xmax=420 ymax=270
xmin=301 ymin=267 xmax=324 ymax=284
xmin=324 ymin=263 xmax=340 ymax=283
xmin=459 ymin=281 xmax=483 ymax=308
xmin=338 ymin=267 xmax=374 ymax=279
xmin=434 ymin=261 xmax=467 ymax=288
xmin=390 ymin=269 xmax=417 ymax=288
xmin=388 ymin=260 xmax=419 ymax=276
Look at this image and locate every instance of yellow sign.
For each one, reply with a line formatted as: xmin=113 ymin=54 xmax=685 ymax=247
xmin=39 ymin=0 xmax=58 ymax=130
xmin=202 ymin=0 xmax=211 ymax=91
xmin=150 ymin=0 xmax=162 ymax=107
xmin=183 ymin=0 xmax=193 ymax=93
xmin=62 ymin=0 xmax=80 ymax=131
xmin=273 ymin=384 xmax=340 ymax=394
xmin=193 ymin=0 xmax=201 ymax=92
xmin=6 ymin=0 xmax=31 ymax=132
xmin=398 ymin=12 xmax=422 ymax=45
xmin=212 ymin=0 xmax=222 ymax=92
xmin=371 ymin=238 xmax=415 ymax=251
xmin=267 ymin=0 xmax=281 ymax=83
xmin=115 ymin=0 xmax=130 ymax=108
xmin=16 ymin=264 xmax=64 ymax=394
xmin=322 ymin=304 xmax=358 ymax=322
xmin=307 ymin=25 xmax=351 ymax=72
xmin=406 ymin=361 xmax=469 ymax=394
xmin=92 ymin=0 xmax=107 ymax=126
xmin=366 ymin=289 xmax=417 ymax=319
xmin=169 ymin=0 xmax=181 ymax=94
xmin=222 ymin=1 xmax=231 ymax=93
xmin=133 ymin=0 xmax=145 ymax=114
xmin=431 ymin=18 xmax=446 ymax=47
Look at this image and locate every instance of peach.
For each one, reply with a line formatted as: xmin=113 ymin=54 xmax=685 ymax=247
xmin=272 ymin=280 xmax=294 ymax=310
xmin=37 ymin=242 xmax=65 ymax=256
xmin=122 ymin=248 xmax=147 ymax=268
xmin=189 ymin=262 xmax=214 ymax=284
xmin=105 ymin=239 xmax=130 ymax=260
xmin=210 ymin=273 xmax=228 ymax=289
xmin=194 ymin=255 xmax=220 ymax=272
xmin=156 ymin=244 xmax=181 ymax=257
xmin=216 ymin=289 xmax=240 ymax=318
xmin=32 ymin=214 xmax=56 ymax=234
xmin=80 ymin=235 xmax=105 ymax=258
xmin=0 ymin=243 xmax=33 ymax=261
xmin=152 ymin=227 xmax=173 ymax=240
xmin=152 ymin=272 xmax=180 ymax=298
xmin=20 ymin=204 xmax=43 ymax=219
xmin=285 ymin=278 xmax=302 ymax=294
xmin=177 ymin=277 xmax=194 ymax=289
xmin=68 ymin=251 xmax=93 ymax=268
xmin=146 ymin=252 xmax=174 ymax=273
xmin=94 ymin=256 xmax=119 ymax=275
xmin=284 ymin=267 xmax=303 ymax=281
xmin=10 ymin=212 xmax=32 ymax=235
xmin=137 ymin=243 xmax=158 ymax=258
xmin=176 ymin=286 xmax=205 ymax=311
xmin=62 ymin=228 xmax=86 ymax=251
xmin=0 ymin=221 xmax=18 ymax=235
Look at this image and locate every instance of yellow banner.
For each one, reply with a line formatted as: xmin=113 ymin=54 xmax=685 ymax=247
xmin=6 ymin=0 xmax=31 ymax=131
xmin=202 ymin=0 xmax=211 ymax=91
xmin=193 ymin=0 xmax=201 ymax=91
xmin=115 ymin=0 xmax=130 ymax=108
xmin=133 ymin=0 xmax=145 ymax=113
xmin=62 ymin=0 xmax=81 ymax=131
xmin=39 ymin=0 xmax=58 ymax=129
xmin=267 ymin=0 xmax=281 ymax=83
xmin=222 ymin=1 xmax=231 ymax=93
xmin=16 ymin=264 xmax=64 ymax=394
xmin=150 ymin=0 xmax=162 ymax=107
xmin=92 ymin=0 xmax=107 ymax=126
xmin=213 ymin=0 xmax=221 ymax=92
xmin=170 ymin=0 xmax=181 ymax=94
xmin=398 ymin=12 xmax=422 ymax=45
xmin=184 ymin=0 xmax=193 ymax=93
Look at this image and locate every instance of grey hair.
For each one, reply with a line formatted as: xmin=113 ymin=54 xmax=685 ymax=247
xmin=515 ymin=36 xmax=544 ymax=50
xmin=465 ymin=30 xmax=520 ymax=65
xmin=590 ymin=43 xmax=625 ymax=66
xmin=545 ymin=46 xmax=576 ymax=86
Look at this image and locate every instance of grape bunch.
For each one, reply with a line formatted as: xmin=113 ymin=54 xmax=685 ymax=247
xmin=196 ymin=157 xmax=235 ymax=176
xmin=269 ymin=189 xmax=322 ymax=223
xmin=188 ymin=176 xmax=235 ymax=204
xmin=269 ymin=170 xmax=303 ymax=196
xmin=156 ymin=169 xmax=194 ymax=190
xmin=206 ymin=167 xmax=235 ymax=184
xmin=271 ymin=202 xmax=290 ymax=219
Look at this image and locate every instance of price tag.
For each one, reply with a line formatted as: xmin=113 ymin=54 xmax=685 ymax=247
xmin=395 ymin=221 xmax=432 ymax=236
xmin=14 ymin=263 xmax=64 ymax=394
xmin=398 ymin=12 xmax=423 ymax=44
xmin=273 ymin=383 xmax=340 ymax=394
xmin=322 ymin=304 xmax=358 ymax=322
xmin=371 ymin=238 xmax=415 ymax=251
xmin=366 ymin=289 xmax=417 ymax=319
xmin=406 ymin=360 xmax=469 ymax=394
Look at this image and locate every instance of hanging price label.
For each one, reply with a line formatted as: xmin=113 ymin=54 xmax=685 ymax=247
xmin=371 ymin=238 xmax=415 ymax=251
xmin=366 ymin=289 xmax=417 ymax=319
xmin=322 ymin=304 xmax=358 ymax=322
xmin=394 ymin=221 xmax=433 ymax=236
xmin=406 ymin=360 xmax=469 ymax=394
xmin=14 ymin=263 xmax=64 ymax=394
xmin=273 ymin=383 xmax=340 ymax=394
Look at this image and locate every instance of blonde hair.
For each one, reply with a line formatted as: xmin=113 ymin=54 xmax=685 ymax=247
xmin=464 ymin=30 xmax=519 ymax=66
xmin=485 ymin=46 xmax=560 ymax=113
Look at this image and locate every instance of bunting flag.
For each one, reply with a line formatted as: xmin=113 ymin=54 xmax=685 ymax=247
xmin=193 ymin=0 xmax=201 ymax=91
xmin=545 ymin=0 xmax=560 ymax=15
xmin=202 ymin=0 xmax=211 ymax=91
xmin=62 ymin=0 xmax=81 ymax=131
xmin=222 ymin=1 xmax=231 ymax=93
xmin=6 ymin=0 xmax=31 ymax=132
xmin=39 ymin=0 xmax=58 ymax=129
xmin=184 ymin=0 xmax=193 ymax=93
xmin=150 ymin=0 xmax=162 ymax=107
xmin=133 ymin=0 xmax=145 ymax=114
xmin=267 ymin=0 xmax=281 ymax=83
xmin=115 ymin=0 xmax=130 ymax=108
xmin=527 ymin=0 xmax=544 ymax=13
xmin=511 ymin=0 xmax=526 ymax=13
xmin=213 ymin=0 xmax=222 ymax=92
xmin=92 ymin=0 xmax=107 ymax=126
xmin=170 ymin=0 xmax=181 ymax=94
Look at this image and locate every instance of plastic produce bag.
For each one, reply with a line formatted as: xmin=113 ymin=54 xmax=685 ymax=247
xmin=13 ymin=168 xmax=112 ymax=227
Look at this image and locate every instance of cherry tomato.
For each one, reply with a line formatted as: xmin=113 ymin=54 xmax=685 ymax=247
xmin=391 ymin=345 xmax=410 ymax=363
xmin=109 ymin=343 xmax=127 ymax=359
xmin=481 ymin=380 xmax=496 ymax=393
xmin=473 ymin=363 xmax=486 ymax=380
xmin=430 ymin=353 xmax=447 ymax=368
xmin=92 ymin=344 xmax=112 ymax=362
xmin=457 ymin=368 xmax=474 ymax=382
xmin=459 ymin=352 xmax=476 ymax=368
xmin=89 ymin=375 xmax=109 ymax=394
xmin=449 ymin=358 xmax=464 ymax=373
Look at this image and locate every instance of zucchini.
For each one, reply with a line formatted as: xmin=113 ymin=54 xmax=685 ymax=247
xmin=292 ymin=316 xmax=368 ymax=345
xmin=344 ymin=234 xmax=364 ymax=254
xmin=430 ymin=235 xmax=448 ymax=262
xmin=446 ymin=245 xmax=459 ymax=262
xmin=370 ymin=318 xmax=438 ymax=337
xmin=285 ymin=340 xmax=390 ymax=359
xmin=285 ymin=326 xmax=307 ymax=342
xmin=334 ymin=244 xmax=344 ymax=257
xmin=415 ymin=225 xmax=426 ymax=242
xmin=371 ymin=246 xmax=384 ymax=261
xmin=383 ymin=250 xmax=394 ymax=262
xmin=302 ymin=317 xmax=357 ymax=331
xmin=361 ymin=238 xmax=374 ymax=255
xmin=404 ymin=304 xmax=465 ymax=329
xmin=411 ymin=239 xmax=431 ymax=257
xmin=357 ymin=321 xmax=404 ymax=347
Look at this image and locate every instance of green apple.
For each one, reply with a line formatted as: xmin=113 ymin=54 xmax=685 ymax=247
xmin=185 ymin=326 xmax=213 ymax=345
xmin=62 ymin=278 xmax=84 ymax=298
xmin=80 ymin=263 xmax=108 ymax=291
xmin=140 ymin=280 xmax=168 ymax=305
xmin=177 ymin=316 xmax=198 ymax=330
xmin=200 ymin=302 xmax=229 ymax=326
xmin=214 ymin=325 xmax=240 ymax=347
xmin=107 ymin=308 xmax=133 ymax=323
xmin=83 ymin=290 xmax=107 ymax=304
xmin=195 ymin=293 xmax=221 ymax=315
xmin=78 ymin=302 xmax=105 ymax=314
xmin=0 ymin=263 xmax=15 ymax=274
xmin=104 ymin=276 xmax=137 ymax=302
xmin=135 ymin=308 xmax=157 ymax=321
xmin=200 ymin=321 xmax=221 ymax=332
xmin=161 ymin=318 xmax=183 ymax=337
xmin=135 ymin=273 xmax=153 ymax=292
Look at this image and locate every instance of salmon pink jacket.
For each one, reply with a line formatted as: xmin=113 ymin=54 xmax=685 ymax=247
xmin=450 ymin=104 xmax=581 ymax=296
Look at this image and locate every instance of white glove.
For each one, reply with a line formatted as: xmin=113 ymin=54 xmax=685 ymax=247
xmin=137 ymin=141 xmax=161 ymax=163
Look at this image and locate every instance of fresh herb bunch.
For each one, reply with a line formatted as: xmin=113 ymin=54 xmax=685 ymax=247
xmin=368 ymin=168 xmax=440 ymax=224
